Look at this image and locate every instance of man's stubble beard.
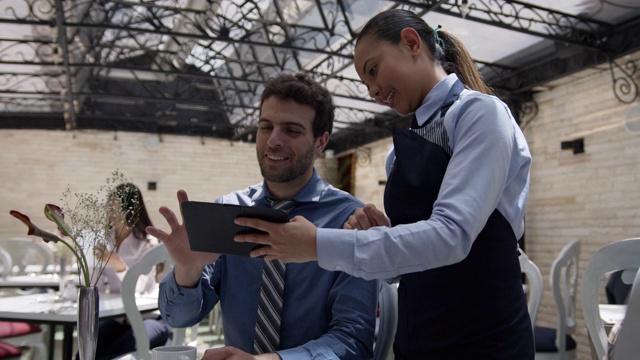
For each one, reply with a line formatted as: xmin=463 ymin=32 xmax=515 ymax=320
xmin=258 ymin=146 xmax=315 ymax=183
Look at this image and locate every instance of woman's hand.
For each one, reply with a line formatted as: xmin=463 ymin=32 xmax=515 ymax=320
xmin=235 ymin=215 xmax=318 ymax=263
xmin=344 ymin=203 xmax=390 ymax=230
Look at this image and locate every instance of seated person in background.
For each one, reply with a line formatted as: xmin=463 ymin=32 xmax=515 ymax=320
xmin=148 ymin=72 xmax=378 ymax=359
xmin=606 ymin=270 xmax=632 ymax=305
xmin=84 ymin=183 xmax=172 ymax=360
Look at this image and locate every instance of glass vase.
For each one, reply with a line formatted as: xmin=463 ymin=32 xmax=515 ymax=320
xmin=77 ymin=286 xmax=99 ymax=360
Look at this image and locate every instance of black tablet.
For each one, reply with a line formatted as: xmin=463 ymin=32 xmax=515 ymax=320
xmin=180 ymin=201 xmax=289 ymax=256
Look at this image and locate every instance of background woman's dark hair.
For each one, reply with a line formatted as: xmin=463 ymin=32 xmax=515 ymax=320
xmin=260 ymin=72 xmax=335 ymax=138
xmin=113 ymin=183 xmax=153 ymax=240
xmin=356 ymin=9 xmax=493 ymax=95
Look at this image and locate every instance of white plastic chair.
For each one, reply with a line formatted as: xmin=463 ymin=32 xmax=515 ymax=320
xmin=519 ymin=249 xmax=543 ymax=328
xmin=0 ymin=249 xmax=12 ymax=278
xmin=609 ymin=268 xmax=640 ymax=360
xmin=535 ymin=239 xmax=581 ymax=360
xmin=582 ymin=238 xmax=640 ymax=360
xmin=0 ymin=238 xmax=54 ymax=275
xmin=373 ymin=281 xmax=397 ymax=360
xmin=120 ymin=243 xmax=197 ymax=360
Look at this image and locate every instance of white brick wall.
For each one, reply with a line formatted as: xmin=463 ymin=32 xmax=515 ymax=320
xmin=342 ymin=51 xmax=640 ymax=360
xmin=0 ymin=129 xmax=334 ymax=239
xmin=523 ymin=52 xmax=640 ymax=359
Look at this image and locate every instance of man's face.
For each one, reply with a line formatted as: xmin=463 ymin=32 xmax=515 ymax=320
xmin=256 ymin=96 xmax=326 ymax=185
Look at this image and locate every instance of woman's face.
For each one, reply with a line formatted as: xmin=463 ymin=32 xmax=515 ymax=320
xmin=354 ymin=31 xmax=429 ymax=116
xmin=108 ymin=197 xmax=127 ymax=230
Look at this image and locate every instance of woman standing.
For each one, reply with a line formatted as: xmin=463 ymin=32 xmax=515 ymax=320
xmin=237 ymin=8 xmax=534 ymax=359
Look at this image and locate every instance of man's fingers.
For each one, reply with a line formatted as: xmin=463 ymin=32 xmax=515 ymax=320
xmin=176 ymin=190 xmax=189 ymax=216
xmin=158 ymin=206 xmax=182 ymax=229
xmin=177 ymin=189 xmax=189 ymax=202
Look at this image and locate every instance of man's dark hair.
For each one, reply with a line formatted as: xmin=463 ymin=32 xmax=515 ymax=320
xmin=260 ymin=72 xmax=335 ymax=138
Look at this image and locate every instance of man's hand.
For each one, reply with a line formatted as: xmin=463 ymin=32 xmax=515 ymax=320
xmin=234 ymin=215 xmax=318 ymax=263
xmin=343 ymin=203 xmax=390 ymax=230
xmin=146 ymin=189 xmax=219 ymax=287
xmin=202 ymin=346 xmax=281 ymax=360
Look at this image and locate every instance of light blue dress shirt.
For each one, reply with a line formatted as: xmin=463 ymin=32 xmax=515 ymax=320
xmin=317 ymin=74 xmax=532 ymax=280
xmin=159 ymin=170 xmax=377 ymax=359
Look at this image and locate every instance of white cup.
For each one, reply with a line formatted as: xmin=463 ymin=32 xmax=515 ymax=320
xmin=151 ymin=345 xmax=197 ymax=360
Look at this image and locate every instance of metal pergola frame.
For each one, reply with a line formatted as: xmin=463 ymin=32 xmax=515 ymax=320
xmin=1 ymin=0 xmax=639 ymax=152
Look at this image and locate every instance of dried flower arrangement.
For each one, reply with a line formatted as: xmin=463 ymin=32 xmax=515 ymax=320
xmin=9 ymin=170 xmax=143 ymax=287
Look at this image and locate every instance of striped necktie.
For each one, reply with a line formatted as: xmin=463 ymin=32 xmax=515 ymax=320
xmin=253 ymin=199 xmax=295 ymax=354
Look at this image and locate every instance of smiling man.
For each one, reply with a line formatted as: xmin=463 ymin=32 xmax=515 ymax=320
xmin=148 ymin=72 xmax=378 ymax=360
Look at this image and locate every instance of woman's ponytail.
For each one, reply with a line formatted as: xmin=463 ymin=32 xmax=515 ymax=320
xmin=438 ymin=30 xmax=494 ymax=95
xmin=357 ymin=9 xmax=493 ymax=95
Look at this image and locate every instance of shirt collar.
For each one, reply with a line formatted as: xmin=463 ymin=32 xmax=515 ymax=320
xmin=251 ymin=168 xmax=325 ymax=205
xmin=415 ymin=73 xmax=459 ymax=127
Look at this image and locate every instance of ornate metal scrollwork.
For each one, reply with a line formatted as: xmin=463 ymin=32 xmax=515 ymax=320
xmin=402 ymin=0 xmax=608 ymax=49
xmin=517 ymin=99 xmax=539 ymax=131
xmin=0 ymin=0 xmax=638 ymax=152
xmin=355 ymin=146 xmax=372 ymax=167
xmin=608 ymin=58 xmax=639 ymax=104
xmin=501 ymin=92 xmax=538 ymax=131
xmin=0 ymin=95 xmax=64 ymax=112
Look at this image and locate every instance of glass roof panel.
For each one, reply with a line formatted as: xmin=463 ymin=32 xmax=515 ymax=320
xmin=0 ymin=0 xmax=638 ymax=150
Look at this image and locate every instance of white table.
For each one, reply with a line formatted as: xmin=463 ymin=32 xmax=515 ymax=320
xmin=0 ymin=274 xmax=61 ymax=289
xmin=600 ymin=304 xmax=627 ymax=325
xmin=22 ymin=263 xmax=78 ymax=275
xmin=0 ymin=292 xmax=159 ymax=360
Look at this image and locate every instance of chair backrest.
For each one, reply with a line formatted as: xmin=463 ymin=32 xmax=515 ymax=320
xmin=373 ymin=280 xmax=398 ymax=360
xmin=613 ymin=270 xmax=640 ymax=360
xmin=610 ymin=268 xmax=640 ymax=360
xmin=0 ymin=238 xmax=54 ymax=275
xmin=550 ymin=239 xmax=581 ymax=354
xmin=582 ymin=238 xmax=640 ymax=360
xmin=519 ymin=249 xmax=543 ymax=327
xmin=0 ymin=249 xmax=12 ymax=278
xmin=121 ymin=243 xmax=196 ymax=360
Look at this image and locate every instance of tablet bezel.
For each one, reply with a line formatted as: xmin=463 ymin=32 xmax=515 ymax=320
xmin=181 ymin=201 xmax=289 ymax=256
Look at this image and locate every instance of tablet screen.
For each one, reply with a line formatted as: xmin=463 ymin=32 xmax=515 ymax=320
xmin=181 ymin=201 xmax=289 ymax=256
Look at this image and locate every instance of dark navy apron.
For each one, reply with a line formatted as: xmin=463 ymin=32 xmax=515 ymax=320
xmin=384 ymin=80 xmax=534 ymax=359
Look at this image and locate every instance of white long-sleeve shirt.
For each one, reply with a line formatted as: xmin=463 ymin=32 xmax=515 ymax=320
xmin=98 ymin=232 xmax=157 ymax=294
